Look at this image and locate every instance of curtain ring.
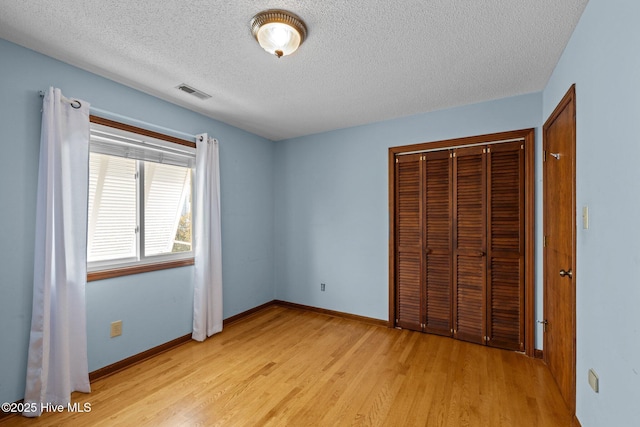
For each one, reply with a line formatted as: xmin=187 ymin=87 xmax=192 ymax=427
xmin=70 ymin=100 xmax=82 ymax=109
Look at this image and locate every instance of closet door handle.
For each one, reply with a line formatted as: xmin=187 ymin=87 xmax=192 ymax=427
xmin=559 ymin=269 xmax=573 ymax=279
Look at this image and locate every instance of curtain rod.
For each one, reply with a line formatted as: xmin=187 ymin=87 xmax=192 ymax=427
xmin=396 ymin=137 xmax=525 ymax=156
xmin=38 ymin=90 xmax=198 ymax=142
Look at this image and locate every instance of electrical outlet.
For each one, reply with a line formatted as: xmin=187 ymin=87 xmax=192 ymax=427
xmin=110 ymin=320 xmax=123 ymax=338
xmin=588 ymin=368 xmax=599 ymax=393
xmin=321 ymin=283 xmax=326 ymax=292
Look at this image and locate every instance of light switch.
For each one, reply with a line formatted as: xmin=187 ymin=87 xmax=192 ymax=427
xmin=588 ymin=368 xmax=599 ymax=393
xmin=582 ymin=206 xmax=589 ymax=229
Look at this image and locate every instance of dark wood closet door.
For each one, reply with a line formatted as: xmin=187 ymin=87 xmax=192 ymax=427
xmin=453 ymin=146 xmax=486 ymax=345
xmin=395 ymin=154 xmax=423 ymax=331
xmin=423 ymin=151 xmax=453 ymax=336
xmin=486 ymin=142 xmax=525 ymax=351
xmin=390 ymin=129 xmax=534 ymax=354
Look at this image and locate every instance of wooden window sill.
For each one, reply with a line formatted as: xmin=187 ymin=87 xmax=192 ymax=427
xmin=87 ymin=258 xmax=195 ymax=282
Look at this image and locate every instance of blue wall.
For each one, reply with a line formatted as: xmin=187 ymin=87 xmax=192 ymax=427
xmin=542 ymin=0 xmax=640 ymax=425
xmin=0 ymin=38 xmax=275 ymax=404
xmin=274 ymin=93 xmax=542 ymax=320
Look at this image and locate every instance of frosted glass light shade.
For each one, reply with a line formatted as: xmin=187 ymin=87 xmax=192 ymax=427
xmin=251 ymin=10 xmax=307 ymax=58
xmin=256 ymin=22 xmax=301 ymax=57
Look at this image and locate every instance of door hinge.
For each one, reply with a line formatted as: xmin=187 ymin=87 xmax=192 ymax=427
xmin=543 ymin=235 xmax=547 ymax=248
xmin=543 ymin=150 xmax=547 ymax=162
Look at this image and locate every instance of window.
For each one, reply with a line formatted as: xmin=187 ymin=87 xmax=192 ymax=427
xmin=87 ymin=117 xmax=196 ymax=279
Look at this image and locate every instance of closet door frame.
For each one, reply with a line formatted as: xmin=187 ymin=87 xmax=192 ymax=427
xmin=388 ymin=128 xmax=536 ymax=356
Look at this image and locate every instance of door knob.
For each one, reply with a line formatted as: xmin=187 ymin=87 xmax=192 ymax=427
xmin=559 ymin=269 xmax=573 ymax=278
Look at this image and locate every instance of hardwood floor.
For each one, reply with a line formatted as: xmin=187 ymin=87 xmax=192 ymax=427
xmin=2 ymin=305 xmax=572 ymax=426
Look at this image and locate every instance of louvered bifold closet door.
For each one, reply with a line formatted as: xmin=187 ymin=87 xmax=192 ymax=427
xmin=395 ymin=154 xmax=424 ymax=331
xmin=423 ymin=151 xmax=453 ymax=336
xmin=486 ymin=142 xmax=525 ymax=351
xmin=453 ymin=146 xmax=487 ymax=345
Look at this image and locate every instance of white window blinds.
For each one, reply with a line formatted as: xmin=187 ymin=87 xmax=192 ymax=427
xmin=144 ymin=162 xmax=192 ymax=256
xmin=87 ymin=153 xmax=137 ymax=262
xmin=87 ymin=122 xmax=195 ymax=268
xmin=90 ymin=123 xmax=195 ymax=168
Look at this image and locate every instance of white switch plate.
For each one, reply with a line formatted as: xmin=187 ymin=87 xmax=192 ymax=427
xmin=582 ymin=206 xmax=589 ymax=229
xmin=588 ymin=368 xmax=599 ymax=393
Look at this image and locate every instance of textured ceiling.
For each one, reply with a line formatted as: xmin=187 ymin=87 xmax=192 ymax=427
xmin=0 ymin=1 xmax=588 ymax=141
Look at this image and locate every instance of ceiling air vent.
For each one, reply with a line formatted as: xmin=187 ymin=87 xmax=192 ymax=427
xmin=176 ymin=84 xmax=211 ymax=100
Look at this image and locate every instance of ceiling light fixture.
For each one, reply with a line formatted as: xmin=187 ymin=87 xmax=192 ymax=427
xmin=250 ymin=9 xmax=307 ymax=58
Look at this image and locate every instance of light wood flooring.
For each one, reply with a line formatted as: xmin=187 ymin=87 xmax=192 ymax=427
xmin=2 ymin=305 xmax=573 ymax=426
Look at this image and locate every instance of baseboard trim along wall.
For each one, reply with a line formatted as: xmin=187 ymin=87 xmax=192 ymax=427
xmin=223 ymin=300 xmax=277 ymax=326
xmin=89 ymin=333 xmax=193 ymax=382
xmin=272 ymin=300 xmax=391 ymax=328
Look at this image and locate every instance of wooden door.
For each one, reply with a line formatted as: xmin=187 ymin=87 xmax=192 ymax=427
xmin=486 ymin=142 xmax=525 ymax=351
xmin=395 ymin=154 xmax=423 ymax=331
xmin=543 ymin=86 xmax=576 ymax=412
xmin=453 ymin=146 xmax=486 ymax=345
xmin=423 ymin=151 xmax=453 ymax=336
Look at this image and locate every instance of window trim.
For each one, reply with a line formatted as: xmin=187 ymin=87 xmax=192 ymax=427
xmin=87 ymin=115 xmax=196 ymax=281
xmin=87 ymin=258 xmax=195 ymax=282
xmin=90 ymin=116 xmax=196 ymax=149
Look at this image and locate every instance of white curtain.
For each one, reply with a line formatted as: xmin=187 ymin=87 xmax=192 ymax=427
xmin=23 ymin=87 xmax=91 ymax=417
xmin=192 ymin=134 xmax=223 ymax=341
